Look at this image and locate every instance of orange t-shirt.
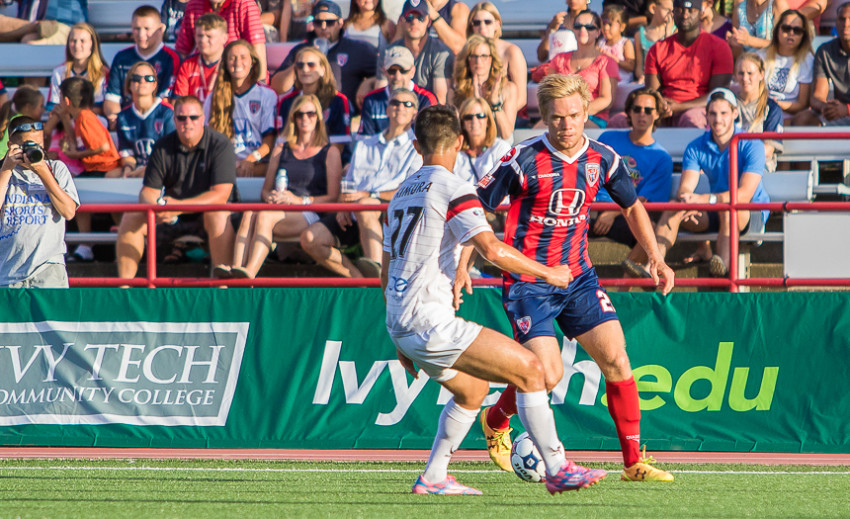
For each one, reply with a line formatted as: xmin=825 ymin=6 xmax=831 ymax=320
xmin=74 ymin=108 xmax=120 ymax=172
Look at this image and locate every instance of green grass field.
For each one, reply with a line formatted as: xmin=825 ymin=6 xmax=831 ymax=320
xmin=1 ymin=459 xmax=848 ymax=518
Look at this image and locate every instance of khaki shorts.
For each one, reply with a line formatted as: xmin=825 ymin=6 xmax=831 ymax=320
xmin=390 ymin=317 xmax=482 ymax=382
xmin=29 ymin=20 xmax=71 ymax=45
xmin=3 ymin=262 xmax=69 ymax=288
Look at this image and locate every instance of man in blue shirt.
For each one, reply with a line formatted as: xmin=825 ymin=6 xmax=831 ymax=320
xmin=645 ymin=88 xmax=769 ymax=277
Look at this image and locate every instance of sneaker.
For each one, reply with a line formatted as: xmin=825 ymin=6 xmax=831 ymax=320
xmin=545 ymin=460 xmax=607 ymax=494
xmin=355 ymin=257 xmax=382 ymax=278
xmin=412 ymin=474 xmax=482 ymax=495
xmin=479 ymin=407 xmax=513 ymax=472
xmin=621 ymin=446 xmax=674 ymax=482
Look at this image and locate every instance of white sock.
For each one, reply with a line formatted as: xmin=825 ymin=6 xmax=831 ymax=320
xmin=516 ymin=390 xmax=566 ymax=477
xmin=422 ymin=398 xmax=479 ymax=483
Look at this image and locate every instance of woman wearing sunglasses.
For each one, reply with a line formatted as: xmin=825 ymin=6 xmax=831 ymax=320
xmin=276 ymin=47 xmax=351 ymax=148
xmin=593 ymin=88 xmax=674 ymax=274
xmin=47 ymin=23 xmax=108 ymax=114
xmin=531 ymin=10 xmax=619 ymax=128
xmin=537 ymin=0 xmax=591 ymax=63
xmin=454 ymin=97 xmax=511 ymax=185
xmin=759 ymin=9 xmax=813 ymax=119
xmin=466 ymin=2 xmax=528 ymax=110
xmin=226 ymin=94 xmax=342 ymax=279
xmin=208 ymin=40 xmax=278 ymax=178
xmin=115 ymin=62 xmax=176 ymax=179
xmin=450 ymin=35 xmax=518 ymax=139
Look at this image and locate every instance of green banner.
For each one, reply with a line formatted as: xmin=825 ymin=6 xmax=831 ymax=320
xmin=0 ymin=288 xmax=847 ymax=452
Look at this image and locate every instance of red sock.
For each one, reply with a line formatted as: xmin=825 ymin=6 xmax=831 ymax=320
xmin=486 ymin=385 xmax=517 ymax=431
xmin=605 ymin=377 xmax=642 ymax=467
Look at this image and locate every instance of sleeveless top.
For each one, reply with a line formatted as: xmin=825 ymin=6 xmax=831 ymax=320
xmin=429 ymin=0 xmax=458 ymax=38
xmin=345 ymin=23 xmax=382 ymax=49
xmin=275 ymin=142 xmax=330 ymax=197
xmin=598 ymin=37 xmax=634 ymax=83
xmin=737 ymin=0 xmax=774 ymax=52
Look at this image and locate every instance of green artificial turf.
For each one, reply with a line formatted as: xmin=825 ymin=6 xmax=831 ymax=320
xmin=0 ymin=459 xmax=848 ymax=518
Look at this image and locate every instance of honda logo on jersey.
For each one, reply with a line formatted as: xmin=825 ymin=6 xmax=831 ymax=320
xmin=548 ymin=188 xmax=585 ymax=217
xmin=586 ymin=163 xmax=600 ymax=186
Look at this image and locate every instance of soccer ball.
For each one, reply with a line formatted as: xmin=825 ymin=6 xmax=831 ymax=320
xmin=510 ymin=431 xmax=547 ymax=483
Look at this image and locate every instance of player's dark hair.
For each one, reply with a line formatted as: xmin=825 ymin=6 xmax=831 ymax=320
xmin=59 ymin=76 xmax=95 ymax=109
xmin=7 ymin=116 xmax=41 ymax=144
xmin=414 ymin=105 xmax=461 ymax=155
xmin=133 ymin=5 xmax=161 ymax=20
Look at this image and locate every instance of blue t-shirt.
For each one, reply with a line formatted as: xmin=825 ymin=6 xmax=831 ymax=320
xmin=116 ymin=99 xmax=176 ymax=166
xmin=682 ymin=131 xmax=770 ymax=221
xmin=595 ymin=130 xmax=674 ymax=204
xmin=106 ymin=44 xmax=180 ymax=107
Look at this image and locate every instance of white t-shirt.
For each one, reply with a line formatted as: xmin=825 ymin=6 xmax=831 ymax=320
xmin=383 ymin=165 xmax=491 ymax=337
xmin=48 ymin=64 xmax=107 ymax=107
xmin=204 ymin=83 xmax=277 ymax=160
xmin=453 ymin=138 xmax=512 ymax=184
xmin=761 ymin=51 xmax=814 ymax=104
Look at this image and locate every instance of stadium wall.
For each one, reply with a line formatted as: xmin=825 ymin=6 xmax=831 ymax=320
xmin=0 ymin=288 xmax=847 ymax=453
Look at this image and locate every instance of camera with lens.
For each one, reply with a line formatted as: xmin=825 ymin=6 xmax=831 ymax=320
xmin=21 ymin=140 xmax=44 ymax=163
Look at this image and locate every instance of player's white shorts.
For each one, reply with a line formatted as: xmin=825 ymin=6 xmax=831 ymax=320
xmin=390 ymin=317 xmax=483 ymax=382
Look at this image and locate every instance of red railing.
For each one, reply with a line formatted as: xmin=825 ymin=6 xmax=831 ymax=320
xmin=69 ymin=131 xmax=850 ymax=290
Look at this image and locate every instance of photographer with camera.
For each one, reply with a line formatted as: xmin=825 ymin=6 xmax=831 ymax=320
xmin=0 ymin=116 xmax=79 ymax=288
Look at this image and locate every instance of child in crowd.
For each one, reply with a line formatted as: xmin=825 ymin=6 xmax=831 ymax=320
xmin=55 ymin=77 xmax=121 ymax=262
xmin=104 ymin=5 xmax=180 ymax=126
xmin=599 ymin=4 xmax=636 ymax=84
xmin=173 ymin=13 xmax=229 ymax=102
xmin=0 ymin=86 xmax=45 ymax=157
xmin=161 ymin=0 xmax=190 ymax=43
xmin=634 ymin=0 xmax=676 ymax=83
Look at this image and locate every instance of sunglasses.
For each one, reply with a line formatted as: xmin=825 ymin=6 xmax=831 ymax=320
xmin=779 ymin=24 xmax=805 ymax=35
xmin=631 ymin=105 xmax=655 ymax=114
xmin=175 ymin=114 xmax=202 ymax=121
xmin=468 ymin=53 xmax=492 ymax=60
xmin=403 ymin=13 xmax=426 ymax=23
xmin=471 ymin=19 xmax=494 ymax=27
xmin=573 ymin=23 xmax=598 ymax=31
xmin=389 ymin=99 xmax=415 ymax=108
xmin=386 ymin=66 xmax=410 ymax=75
xmin=313 ymin=18 xmax=338 ymax=27
xmin=296 ymin=61 xmax=319 ymax=70
xmin=462 ymin=113 xmax=487 ymax=121
xmin=294 ymin=110 xmax=318 ymax=119
xmin=10 ymin=122 xmax=43 ymax=135
xmin=130 ymin=74 xmax=157 ymax=83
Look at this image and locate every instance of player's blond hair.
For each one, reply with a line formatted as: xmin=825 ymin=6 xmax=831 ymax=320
xmin=537 ymin=74 xmax=591 ymax=119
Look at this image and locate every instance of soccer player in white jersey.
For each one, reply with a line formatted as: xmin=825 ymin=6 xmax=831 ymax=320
xmin=381 ymin=106 xmax=608 ymax=495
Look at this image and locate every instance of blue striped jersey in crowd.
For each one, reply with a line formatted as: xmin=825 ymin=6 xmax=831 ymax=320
xmin=105 ymin=44 xmax=180 ymax=107
xmin=116 ymin=98 xmax=176 ymax=166
xmin=358 ymin=84 xmax=438 ymax=136
xmin=204 ymin=83 xmax=277 ymax=160
xmin=476 ymin=134 xmax=638 ymax=284
xmin=275 ymin=90 xmax=351 ymax=144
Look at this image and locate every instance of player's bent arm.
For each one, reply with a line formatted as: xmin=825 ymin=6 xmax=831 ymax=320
xmin=467 ymin=230 xmax=572 ymax=288
xmin=621 ymin=200 xmax=675 ymax=295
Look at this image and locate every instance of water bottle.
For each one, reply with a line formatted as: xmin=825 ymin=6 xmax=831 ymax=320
xmin=157 ymin=187 xmax=178 ymax=225
xmin=314 ymin=37 xmax=329 ymax=55
xmin=275 ymin=169 xmax=288 ymax=192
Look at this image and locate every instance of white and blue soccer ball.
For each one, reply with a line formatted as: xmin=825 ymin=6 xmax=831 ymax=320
xmin=510 ymin=431 xmax=547 ymax=483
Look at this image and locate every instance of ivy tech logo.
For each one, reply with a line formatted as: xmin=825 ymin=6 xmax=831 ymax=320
xmin=0 ymin=321 xmax=249 ymax=426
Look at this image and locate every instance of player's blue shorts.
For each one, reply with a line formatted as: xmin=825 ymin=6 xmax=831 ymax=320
xmin=502 ymin=269 xmax=619 ymax=343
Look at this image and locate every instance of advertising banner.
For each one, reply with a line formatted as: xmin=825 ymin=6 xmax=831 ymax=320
xmin=0 ymin=288 xmax=847 ymax=453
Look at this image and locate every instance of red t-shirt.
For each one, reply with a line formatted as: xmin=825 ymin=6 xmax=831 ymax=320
xmin=175 ymin=0 xmax=265 ymax=56
xmin=173 ymin=54 xmax=220 ymax=102
xmin=74 ymin=109 xmax=121 ymax=172
xmin=644 ymin=32 xmax=733 ymax=103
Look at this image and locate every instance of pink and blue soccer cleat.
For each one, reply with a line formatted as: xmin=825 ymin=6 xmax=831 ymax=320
xmin=545 ymin=461 xmax=608 ymax=494
xmin=412 ymin=474 xmax=483 ymax=495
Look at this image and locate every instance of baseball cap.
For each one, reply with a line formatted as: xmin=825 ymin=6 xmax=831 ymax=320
xmin=401 ymin=0 xmax=427 ymax=16
xmin=707 ymin=87 xmax=738 ymax=108
xmin=312 ymin=0 xmax=342 ymax=19
xmin=384 ymin=46 xmax=415 ymax=70
xmin=672 ymin=0 xmax=698 ymax=8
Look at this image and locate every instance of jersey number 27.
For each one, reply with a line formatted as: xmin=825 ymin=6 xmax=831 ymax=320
xmin=389 ymin=206 xmax=423 ymax=259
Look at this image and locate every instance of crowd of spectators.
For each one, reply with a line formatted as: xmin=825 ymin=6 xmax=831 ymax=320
xmin=0 ymin=0 xmax=846 ymax=286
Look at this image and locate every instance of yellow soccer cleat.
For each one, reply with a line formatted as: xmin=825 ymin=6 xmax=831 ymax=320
xmin=621 ymin=446 xmax=674 ymax=482
xmin=480 ymin=407 xmax=513 ymax=472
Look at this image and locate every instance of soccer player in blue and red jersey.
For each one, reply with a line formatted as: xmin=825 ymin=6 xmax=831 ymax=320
xmin=473 ymin=74 xmax=676 ymax=482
